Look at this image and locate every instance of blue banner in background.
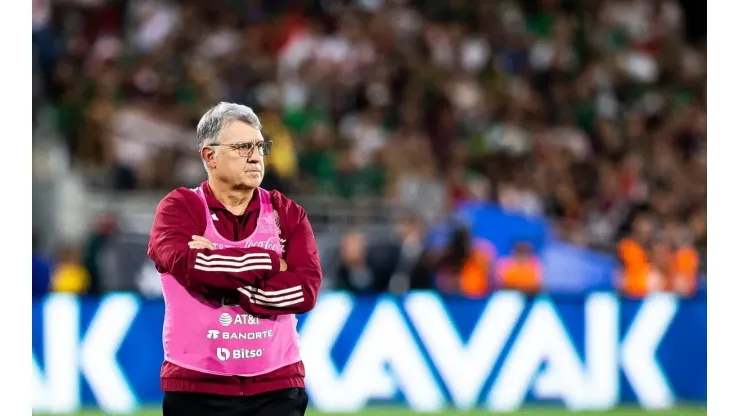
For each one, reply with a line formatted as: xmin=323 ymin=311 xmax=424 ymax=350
xmin=32 ymin=292 xmax=706 ymax=414
xmin=454 ymin=202 xmax=551 ymax=254
xmin=541 ymin=241 xmax=618 ymax=293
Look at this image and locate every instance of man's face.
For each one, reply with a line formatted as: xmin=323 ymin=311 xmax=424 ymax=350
xmin=633 ymin=216 xmax=653 ymax=242
xmin=204 ymin=121 xmax=266 ymax=189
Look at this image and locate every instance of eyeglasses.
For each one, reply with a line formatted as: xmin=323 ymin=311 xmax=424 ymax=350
xmin=210 ymin=140 xmax=273 ymax=157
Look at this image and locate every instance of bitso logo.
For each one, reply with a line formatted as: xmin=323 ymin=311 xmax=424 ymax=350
xmin=219 ymin=313 xmax=233 ymax=327
xmin=216 ymin=348 xmax=230 ymax=361
xmin=207 ymin=330 xmax=220 ymax=340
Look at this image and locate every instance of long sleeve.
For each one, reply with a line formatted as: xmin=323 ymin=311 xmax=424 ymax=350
xmin=147 ymin=189 xmax=282 ymax=294
xmin=238 ymin=199 xmax=322 ymax=315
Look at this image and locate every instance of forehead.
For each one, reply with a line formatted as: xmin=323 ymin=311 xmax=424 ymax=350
xmin=219 ymin=120 xmax=264 ymax=145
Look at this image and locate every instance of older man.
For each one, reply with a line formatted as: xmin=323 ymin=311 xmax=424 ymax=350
xmin=148 ymin=102 xmax=322 ymax=416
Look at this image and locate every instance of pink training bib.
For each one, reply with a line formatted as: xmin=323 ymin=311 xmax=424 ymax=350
xmin=160 ymin=186 xmax=301 ymax=377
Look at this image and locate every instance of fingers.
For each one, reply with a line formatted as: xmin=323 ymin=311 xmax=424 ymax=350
xmin=189 ymin=235 xmax=215 ymax=250
xmin=188 ymin=241 xmax=214 ymax=250
xmin=279 ymin=258 xmax=288 ymax=272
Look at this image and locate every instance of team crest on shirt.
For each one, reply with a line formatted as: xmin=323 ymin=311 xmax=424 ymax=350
xmin=257 ymin=213 xmax=272 ymax=232
xmin=253 ymin=210 xmax=286 ymax=254
xmin=274 ymin=210 xmax=281 ymax=235
xmin=274 ymin=210 xmax=286 ymax=253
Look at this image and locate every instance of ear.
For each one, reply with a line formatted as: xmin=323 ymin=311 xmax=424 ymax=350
xmin=201 ymin=146 xmax=217 ymax=169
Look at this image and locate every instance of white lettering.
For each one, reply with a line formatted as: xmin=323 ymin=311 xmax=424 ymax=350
xmin=33 ymin=295 xmax=80 ymax=414
xmin=245 ymin=237 xmax=284 ymax=253
xmin=220 ymin=330 xmax=274 ymax=340
xmin=79 ymin=295 xmax=140 ymax=413
xmin=524 ymin=294 xmax=619 ymax=410
xmin=233 ymin=348 xmax=264 ymax=359
xmin=33 ymin=292 xmax=680 ymax=414
xmin=621 ymin=294 xmax=677 ymax=409
xmin=584 ymin=294 xmax=620 ymax=409
xmin=233 ymin=314 xmax=260 ymax=325
xmin=32 ymin=294 xmax=139 ymax=415
xmin=487 ymin=295 xmax=618 ymax=411
xmin=301 ymin=293 xmax=679 ymax=414
xmin=302 ymin=295 xmax=444 ymax=413
xmin=405 ymin=291 xmax=525 ymax=410
xmin=299 ymin=294 xmax=358 ymax=410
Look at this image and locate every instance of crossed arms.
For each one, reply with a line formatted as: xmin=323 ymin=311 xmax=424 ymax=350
xmin=147 ymin=191 xmax=323 ymax=315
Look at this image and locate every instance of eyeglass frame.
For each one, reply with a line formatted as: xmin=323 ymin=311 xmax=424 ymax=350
xmin=208 ymin=140 xmax=274 ymax=157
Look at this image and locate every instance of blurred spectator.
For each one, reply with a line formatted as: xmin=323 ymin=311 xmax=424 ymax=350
xmin=436 ymin=226 xmax=496 ymax=297
xmin=261 ymin=108 xmax=298 ymax=188
xmin=646 ymin=236 xmax=674 ymax=295
xmin=82 ymin=214 xmax=119 ymax=295
xmin=497 ymin=242 xmax=542 ymax=295
xmin=385 ymin=215 xmax=433 ymax=293
xmin=51 ymin=245 xmax=91 ymax=294
xmin=689 ymin=211 xmax=707 ymax=272
xmin=617 ymin=213 xmax=655 ymax=298
xmin=664 ymin=217 xmax=699 ymax=297
xmin=299 ymin=123 xmax=338 ymax=193
xmin=335 ymin=230 xmax=377 ymax=293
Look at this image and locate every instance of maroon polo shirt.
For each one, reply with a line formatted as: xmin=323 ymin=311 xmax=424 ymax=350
xmin=148 ymin=181 xmax=322 ymax=396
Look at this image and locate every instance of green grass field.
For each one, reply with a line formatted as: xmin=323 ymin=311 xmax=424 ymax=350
xmin=36 ymin=406 xmax=707 ymax=416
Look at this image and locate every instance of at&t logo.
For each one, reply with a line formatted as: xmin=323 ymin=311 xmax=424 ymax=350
xmin=219 ymin=313 xmax=232 ymax=327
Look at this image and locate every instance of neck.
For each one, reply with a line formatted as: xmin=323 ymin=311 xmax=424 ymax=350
xmin=208 ymin=177 xmax=255 ymax=216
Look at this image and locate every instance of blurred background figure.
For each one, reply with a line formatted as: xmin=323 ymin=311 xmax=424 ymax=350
xmin=82 ymin=213 xmax=119 ymax=295
xmin=435 ymin=225 xmax=496 ymax=297
xmin=336 ymin=229 xmax=376 ymax=292
xmin=617 ymin=213 xmax=656 ymax=298
xmin=386 ymin=215 xmax=431 ymax=293
xmin=50 ymin=244 xmax=90 ymax=294
xmin=497 ymin=241 xmax=542 ymax=295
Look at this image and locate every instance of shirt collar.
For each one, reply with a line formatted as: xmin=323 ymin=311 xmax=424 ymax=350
xmin=201 ymin=181 xmax=260 ymax=213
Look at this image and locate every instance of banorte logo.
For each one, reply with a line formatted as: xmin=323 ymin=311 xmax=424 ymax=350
xmin=219 ymin=313 xmax=232 ymax=327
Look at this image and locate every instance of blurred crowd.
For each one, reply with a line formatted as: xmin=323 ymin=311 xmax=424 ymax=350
xmin=33 ymin=0 xmax=706 ymax=299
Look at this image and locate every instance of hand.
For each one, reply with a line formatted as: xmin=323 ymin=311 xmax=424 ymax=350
xmin=189 ymin=235 xmax=215 ymax=250
xmin=279 ymin=259 xmax=288 ymax=271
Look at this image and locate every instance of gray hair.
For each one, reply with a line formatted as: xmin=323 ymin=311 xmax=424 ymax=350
xmin=196 ymin=102 xmax=262 ymax=150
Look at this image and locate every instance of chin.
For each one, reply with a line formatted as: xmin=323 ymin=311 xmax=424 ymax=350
xmin=231 ymin=182 xmax=261 ymax=192
xmin=240 ymin=174 xmax=263 ymax=188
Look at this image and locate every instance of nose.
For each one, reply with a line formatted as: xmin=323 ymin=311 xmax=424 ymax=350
xmin=246 ymin=146 xmax=261 ymax=164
